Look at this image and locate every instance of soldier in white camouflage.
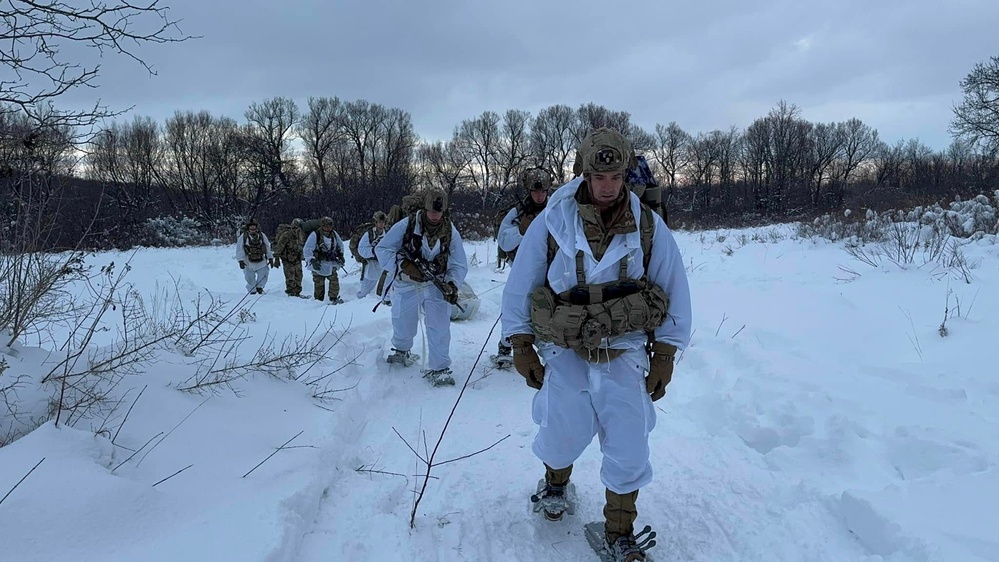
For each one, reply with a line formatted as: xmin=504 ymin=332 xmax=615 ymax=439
xmin=355 ymin=211 xmax=389 ymax=301
xmin=501 ymin=127 xmax=692 ymax=562
xmin=303 ymin=216 xmax=345 ymax=304
xmin=235 ymin=218 xmax=274 ymax=294
xmin=376 ymin=189 xmax=468 ymax=387
xmin=492 ymin=168 xmax=552 ymax=368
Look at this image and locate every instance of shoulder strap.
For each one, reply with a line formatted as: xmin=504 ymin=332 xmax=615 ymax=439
xmin=639 ymin=202 xmax=654 ymax=275
xmin=546 ymin=203 xmax=655 ymax=279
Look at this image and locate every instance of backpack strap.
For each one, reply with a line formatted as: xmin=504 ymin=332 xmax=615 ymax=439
xmin=548 ymin=201 xmax=656 ymax=280
xmin=403 ymin=213 xmax=452 ymax=272
xmin=639 ymin=202 xmax=654 ymax=275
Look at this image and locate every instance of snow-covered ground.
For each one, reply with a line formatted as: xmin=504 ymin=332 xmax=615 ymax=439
xmin=2 ymin=221 xmax=997 ymax=562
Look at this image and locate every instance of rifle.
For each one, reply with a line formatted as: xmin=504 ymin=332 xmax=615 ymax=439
xmin=402 ymin=251 xmax=465 ymax=313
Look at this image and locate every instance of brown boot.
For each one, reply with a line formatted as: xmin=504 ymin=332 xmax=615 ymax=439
xmin=533 ymin=464 xmax=572 ymax=521
xmin=604 ymin=488 xmax=645 ymax=561
xmin=545 ymin=463 xmax=572 ymax=486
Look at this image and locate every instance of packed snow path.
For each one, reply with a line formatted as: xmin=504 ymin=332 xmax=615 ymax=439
xmin=293 ymin=230 xmax=999 ymax=562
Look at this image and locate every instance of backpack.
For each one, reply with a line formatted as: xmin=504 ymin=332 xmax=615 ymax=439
xmin=348 ymin=222 xmax=374 ymax=262
xmin=274 ymin=223 xmax=291 ymax=254
xmin=627 ymin=155 xmax=668 ymax=227
xmin=300 ymin=219 xmax=322 ymax=237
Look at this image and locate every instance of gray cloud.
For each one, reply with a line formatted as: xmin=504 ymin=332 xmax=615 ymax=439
xmin=53 ymin=0 xmax=999 ymax=149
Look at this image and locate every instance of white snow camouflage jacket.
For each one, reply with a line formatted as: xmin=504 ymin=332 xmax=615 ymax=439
xmin=501 ymin=177 xmax=692 ymax=352
xmin=374 ymin=212 xmax=468 ymax=288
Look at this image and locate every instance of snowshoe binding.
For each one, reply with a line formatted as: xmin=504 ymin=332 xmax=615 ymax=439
xmin=530 ymin=478 xmax=576 ymax=521
xmin=583 ymin=521 xmax=657 ymax=562
xmin=489 ymin=343 xmax=514 ymax=369
xmin=386 ymin=348 xmax=419 ymax=367
xmin=422 ymin=367 xmax=455 ymax=387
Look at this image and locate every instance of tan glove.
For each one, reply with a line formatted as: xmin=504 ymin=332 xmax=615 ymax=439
xmin=510 ymin=334 xmax=544 ymax=390
xmin=400 ymin=260 xmax=424 ymax=281
xmin=443 ymin=281 xmax=459 ymax=304
xmin=646 ymin=342 xmax=677 ymax=401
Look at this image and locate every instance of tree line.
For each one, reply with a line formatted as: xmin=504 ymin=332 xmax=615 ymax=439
xmin=4 ymin=63 xmax=999 ymax=249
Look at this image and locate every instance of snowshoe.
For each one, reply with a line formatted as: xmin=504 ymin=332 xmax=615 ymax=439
xmin=530 ymin=478 xmax=576 ymax=521
xmin=489 ymin=354 xmax=514 ymax=369
xmin=386 ymin=349 xmax=419 ymax=367
xmin=328 ymin=297 xmax=344 ymax=305
xmin=583 ymin=521 xmax=657 ymax=562
xmin=422 ymin=367 xmax=455 ymax=387
xmin=490 ymin=344 xmax=513 ymax=369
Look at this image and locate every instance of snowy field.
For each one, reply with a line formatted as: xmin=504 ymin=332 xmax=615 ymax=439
xmin=1 ymin=219 xmax=998 ymax=562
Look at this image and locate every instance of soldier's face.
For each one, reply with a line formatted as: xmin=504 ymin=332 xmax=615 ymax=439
xmin=530 ymin=190 xmax=547 ymax=204
xmin=321 ymin=225 xmax=332 ymax=234
xmin=376 ymin=220 xmax=386 ymax=230
xmin=248 ymin=225 xmax=258 ymax=233
xmin=426 ymin=210 xmax=443 ymax=224
xmin=588 ymin=172 xmax=625 ymax=208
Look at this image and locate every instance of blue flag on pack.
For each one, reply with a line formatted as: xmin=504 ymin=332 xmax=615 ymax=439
xmin=626 ymin=155 xmax=658 ymax=187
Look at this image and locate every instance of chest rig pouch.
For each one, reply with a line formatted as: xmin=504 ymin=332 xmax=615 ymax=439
xmin=400 ymin=215 xmax=450 ymax=282
xmin=530 ymin=249 xmax=669 ymax=351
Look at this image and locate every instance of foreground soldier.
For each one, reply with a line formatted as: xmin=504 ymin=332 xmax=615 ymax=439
xmin=235 ymin=218 xmax=273 ymax=294
xmin=491 ymin=168 xmax=552 ymax=368
xmin=501 ymin=127 xmax=692 ymax=561
xmin=355 ymin=211 xmax=389 ymax=300
xmin=272 ymin=217 xmax=307 ymax=298
xmin=375 ymin=189 xmax=468 ymax=387
xmin=303 ymin=216 xmax=345 ymax=304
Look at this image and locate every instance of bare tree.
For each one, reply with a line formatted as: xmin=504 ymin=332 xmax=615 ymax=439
xmin=338 ymin=99 xmax=387 ymax=188
xmin=88 ymin=115 xmax=165 ymax=215
xmin=652 ymin=122 xmax=692 ymax=193
xmin=804 ymin=122 xmax=845 ymax=206
xmin=0 ymin=0 xmax=195 ymax=129
xmin=456 ymin=111 xmax=501 ymax=206
xmin=299 ymin=96 xmax=346 ymax=191
xmin=417 ymin=136 xmax=470 ymax=195
xmin=872 ymin=139 xmax=906 ymax=190
xmin=529 ymin=104 xmax=577 ymax=183
xmin=903 ymin=138 xmax=935 ymax=193
xmin=376 ymin=107 xmax=417 ymax=187
xmin=687 ymin=132 xmax=721 ymax=211
xmin=714 ymin=127 xmax=742 ymax=210
xmin=242 ymin=97 xmax=300 ymax=210
xmin=162 ymin=110 xmax=243 ymax=221
xmin=0 ymin=108 xmax=85 ymax=345
xmin=951 ymin=54 xmax=999 ymax=152
xmin=574 ymin=103 xmax=629 ymax=142
xmin=743 ymin=101 xmax=811 ymax=213
xmin=494 ymin=109 xmax=531 ymax=197
xmin=573 ymin=103 xmax=653 ymax=151
xmin=835 ymin=118 xmax=879 ymax=185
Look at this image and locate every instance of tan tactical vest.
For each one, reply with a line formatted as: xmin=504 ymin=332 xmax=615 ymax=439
xmin=531 ymin=203 xmax=669 ymax=362
xmin=244 ymin=233 xmax=266 ymax=262
xmin=401 ymin=214 xmax=452 ymax=282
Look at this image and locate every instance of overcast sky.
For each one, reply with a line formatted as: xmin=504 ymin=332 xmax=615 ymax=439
xmin=58 ymin=0 xmax=999 ymax=150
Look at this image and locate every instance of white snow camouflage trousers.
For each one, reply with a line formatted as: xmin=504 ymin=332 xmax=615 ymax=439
xmin=391 ymin=280 xmax=452 ymax=371
xmin=242 ymin=260 xmax=270 ymax=293
xmin=357 ymin=260 xmax=381 ymax=299
xmin=531 ymin=347 xmax=656 ymax=494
